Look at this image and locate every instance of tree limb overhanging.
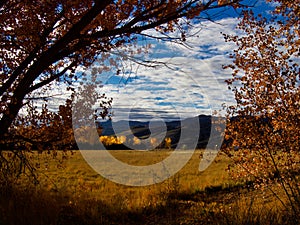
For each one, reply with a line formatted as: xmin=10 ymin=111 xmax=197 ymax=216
xmin=0 ymin=0 xmax=247 ymax=140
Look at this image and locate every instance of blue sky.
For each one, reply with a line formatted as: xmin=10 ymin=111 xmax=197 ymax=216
xmin=45 ymin=0 xmax=276 ymax=121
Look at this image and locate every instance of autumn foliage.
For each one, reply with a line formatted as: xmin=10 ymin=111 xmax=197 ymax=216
xmin=99 ymin=135 xmax=172 ymax=149
xmin=0 ymin=0 xmax=245 ymax=141
xmin=0 ymin=0 xmax=248 ymax=184
xmin=223 ymin=0 xmax=300 ymax=218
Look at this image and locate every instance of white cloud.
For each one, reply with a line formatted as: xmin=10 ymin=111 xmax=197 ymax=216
xmin=34 ymin=17 xmax=240 ymax=121
xmin=94 ymin=18 xmax=239 ymax=121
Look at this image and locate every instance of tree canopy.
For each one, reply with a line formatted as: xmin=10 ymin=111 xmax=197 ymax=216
xmin=223 ymin=0 xmax=300 ymax=218
xmin=0 ymin=0 xmax=246 ymax=141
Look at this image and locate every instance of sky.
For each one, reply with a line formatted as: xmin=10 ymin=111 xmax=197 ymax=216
xmin=97 ymin=18 xmax=238 ymax=121
xmin=46 ymin=0 xmax=276 ymax=122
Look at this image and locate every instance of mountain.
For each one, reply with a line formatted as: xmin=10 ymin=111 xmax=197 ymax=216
xmin=96 ymin=115 xmax=225 ymax=149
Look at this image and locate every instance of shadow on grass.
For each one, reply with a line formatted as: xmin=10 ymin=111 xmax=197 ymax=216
xmin=0 ymin=183 xmax=299 ymax=225
xmin=0 ymin=184 xmax=181 ymax=225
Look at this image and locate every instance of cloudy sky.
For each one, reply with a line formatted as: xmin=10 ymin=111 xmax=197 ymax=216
xmin=48 ymin=0 xmax=275 ymax=122
xmin=97 ymin=17 xmax=238 ymax=121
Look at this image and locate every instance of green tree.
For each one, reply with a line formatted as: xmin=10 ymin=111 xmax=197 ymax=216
xmin=223 ymin=0 xmax=300 ymax=221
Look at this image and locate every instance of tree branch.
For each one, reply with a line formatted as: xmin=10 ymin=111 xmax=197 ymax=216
xmin=27 ymin=61 xmax=77 ymax=94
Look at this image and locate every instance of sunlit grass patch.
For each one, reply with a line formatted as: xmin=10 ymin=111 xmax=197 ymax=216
xmin=1 ymin=149 xmax=298 ymax=225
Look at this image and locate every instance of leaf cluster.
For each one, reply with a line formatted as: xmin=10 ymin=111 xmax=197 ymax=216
xmin=223 ymin=0 xmax=300 ymax=216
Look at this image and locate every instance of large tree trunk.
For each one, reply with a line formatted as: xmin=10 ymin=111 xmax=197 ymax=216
xmin=0 ymin=1 xmax=113 ymax=140
xmin=0 ymin=94 xmax=25 ymax=140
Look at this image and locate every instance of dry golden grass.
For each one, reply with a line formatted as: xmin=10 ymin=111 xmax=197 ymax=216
xmin=31 ymin=150 xmax=232 ymax=207
xmin=0 ymin=150 xmax=297 ymax=225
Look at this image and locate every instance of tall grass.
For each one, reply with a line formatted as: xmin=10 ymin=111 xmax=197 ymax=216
xmin=0 ymin=150 xmax=298 ymax=225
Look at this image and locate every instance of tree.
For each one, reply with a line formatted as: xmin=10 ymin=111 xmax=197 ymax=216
xmin=223 ymin=0 xmax=300 ymax=220
xmin=1 ymin=0 xmax=252 ymax=183
xmin=0 ymin=0 xmax=246 ymax=141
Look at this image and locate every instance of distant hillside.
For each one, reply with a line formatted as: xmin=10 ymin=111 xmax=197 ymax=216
xmin=96 ymin=115 xmax=226 ymax=149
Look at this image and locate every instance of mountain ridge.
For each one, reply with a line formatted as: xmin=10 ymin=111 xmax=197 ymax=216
xmin=96 ymin=115 xmax=225 ymax=149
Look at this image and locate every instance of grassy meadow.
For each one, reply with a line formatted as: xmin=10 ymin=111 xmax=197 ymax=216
xmin=0 ymin=150 xmax=293 ymax=225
